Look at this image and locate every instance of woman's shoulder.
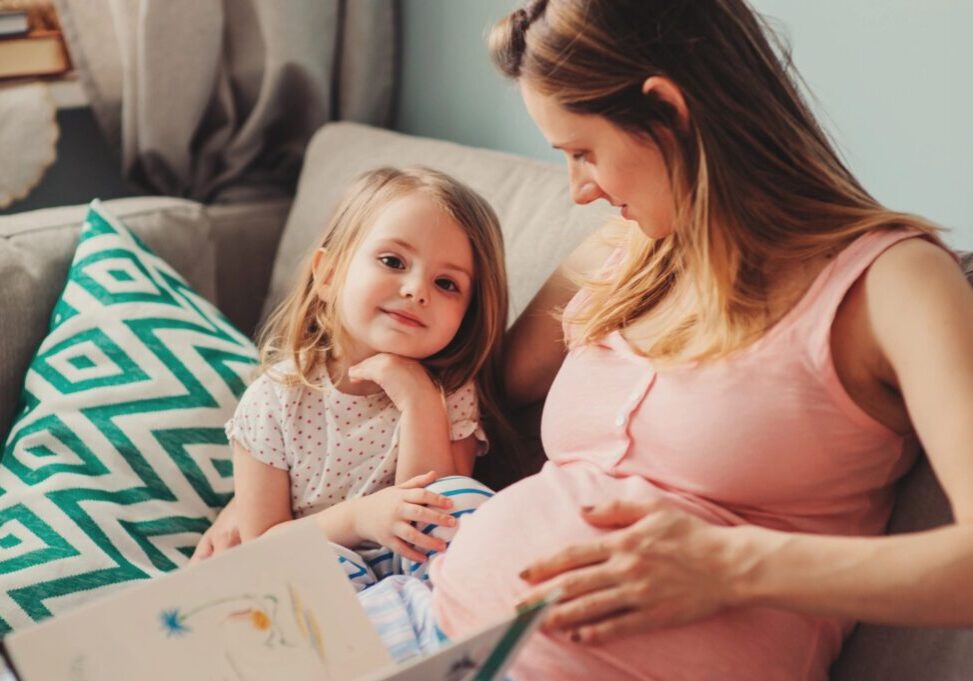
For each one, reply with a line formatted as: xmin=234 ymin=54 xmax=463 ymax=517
xmin=861 ymin=232 xmax=966 ymax=325
xmin=563 ymin=220 xmax=630 ymax=280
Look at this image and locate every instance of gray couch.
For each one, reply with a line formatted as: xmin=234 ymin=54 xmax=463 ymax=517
xmin=1 ymin=122 xmax=969 ymax=678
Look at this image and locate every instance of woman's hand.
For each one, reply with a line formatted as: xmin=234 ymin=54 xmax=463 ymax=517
xmin=190 ymin=498 xmax=241 ymax=563
xmin=518 ymin=498 xmax=745 ymax=644
xmin=348 ymin=353 xmax=440 ymax=412
xmin=352 ymin=471 xmax=458 ymax=563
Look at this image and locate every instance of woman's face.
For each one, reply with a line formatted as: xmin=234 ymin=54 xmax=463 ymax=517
xmin=520 ymin=81 xmax=676 ymax=239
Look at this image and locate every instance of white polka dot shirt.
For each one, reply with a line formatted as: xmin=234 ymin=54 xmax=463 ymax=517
xmin=225 ymin=361 xmax=486 ymax=518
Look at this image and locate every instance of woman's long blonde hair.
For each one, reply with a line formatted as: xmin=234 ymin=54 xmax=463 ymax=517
xmin=491 ymin=0 xmax=939 ymax=364
xmin=259 ymin=166 xmax=512 ymax=455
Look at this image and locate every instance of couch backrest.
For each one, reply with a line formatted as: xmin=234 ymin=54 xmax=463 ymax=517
xmin=262 ymin=122 xmax=610 ymax=327
xmin=0 ymin=198 xmax=215 ymax=440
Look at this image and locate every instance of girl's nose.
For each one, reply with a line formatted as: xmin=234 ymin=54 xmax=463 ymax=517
xmin=400 ymin=278 xmax=428 ymax=305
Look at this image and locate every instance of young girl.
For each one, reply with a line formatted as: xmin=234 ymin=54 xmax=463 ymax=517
xmin=224 ymin=166 xmax=507 ymax=590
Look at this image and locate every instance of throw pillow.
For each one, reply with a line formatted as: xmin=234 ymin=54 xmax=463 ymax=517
xmin=0 ymin=200 xmax=257 ymax=633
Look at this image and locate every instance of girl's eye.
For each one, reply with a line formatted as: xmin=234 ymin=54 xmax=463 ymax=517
xmin=378 ymin=255 xmax=405 ymax=269
xmin=436 ymin=278 xmax=460 ymax=293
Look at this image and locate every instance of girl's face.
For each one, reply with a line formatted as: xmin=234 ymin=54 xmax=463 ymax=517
xmin=520 ymin=81 xmax=676 ymax=239
xmin=325 ymin=193 xmax=474 ymax=365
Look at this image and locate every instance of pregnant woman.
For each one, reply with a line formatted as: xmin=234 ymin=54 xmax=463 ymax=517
xmin=428 ymin=1 xmax=973 ymax=679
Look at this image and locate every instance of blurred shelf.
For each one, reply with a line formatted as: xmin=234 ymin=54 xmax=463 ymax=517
xmin=0 ymin=72 xmax=88 ymax=109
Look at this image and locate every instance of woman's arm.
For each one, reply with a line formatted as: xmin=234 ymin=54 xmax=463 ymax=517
xmin=505 ymin=224 xmax=621 ymax=406
xmin=520 ymin=238 xmax=973 ymax=640
xmin=734 ymin=238 xmax=973 ymax=624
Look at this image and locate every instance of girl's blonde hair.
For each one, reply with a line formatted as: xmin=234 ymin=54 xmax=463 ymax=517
xmin=259 ymin=166 xmax=511 ymax=459
xmin=491 ymin=0 xmax=940 ymax=364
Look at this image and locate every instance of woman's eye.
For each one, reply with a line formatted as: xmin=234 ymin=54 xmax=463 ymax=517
xmin=436 ymin=278 xmax=459 ymax=293
xmin=378 ymin=255 xmax=405 ymax=269
xmin=570 ymin=151 xmax=588 ymax=162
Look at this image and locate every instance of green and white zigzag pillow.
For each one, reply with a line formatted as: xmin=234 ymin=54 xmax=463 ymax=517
xmin=0 ymin=201 xmax=257 ymax=633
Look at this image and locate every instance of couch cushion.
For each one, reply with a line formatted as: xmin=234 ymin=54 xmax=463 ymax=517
xmin=262 ymin=122 xmax=610 ymax=328
xmin=0 ymin=197 xmax=217 ymax=441
xmin=0 ymin=202 xmax=256 ymax=633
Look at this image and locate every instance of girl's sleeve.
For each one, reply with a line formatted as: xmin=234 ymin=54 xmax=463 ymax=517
xmin=444 ymin=381 xmax=489 ymax=456
xmin=224 ymin=373 xmax=291 ymax=470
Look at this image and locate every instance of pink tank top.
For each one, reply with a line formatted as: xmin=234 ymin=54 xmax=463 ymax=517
xmin=431 ymin=229 xmax=938 ymax=680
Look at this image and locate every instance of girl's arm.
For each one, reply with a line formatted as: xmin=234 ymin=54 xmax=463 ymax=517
xmin=232 ymin=441 xmax=369 ymax=546
xmin=504 ymin=223 xmax=622 ymax=406
xmin=520 ymin=238 xmax=973 ymax=640
xmin=231 ymin=442 xmax=293 ymax=542
xmin=346 ymin=353 xmax=464 ymax=482
xmin=394 ymin=389 xmax=468 ymax=482
xmin=233 ymin=439 xmax=454 ymax=563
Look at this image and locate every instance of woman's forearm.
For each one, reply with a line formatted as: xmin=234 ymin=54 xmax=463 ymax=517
xmin=395 ymin=395 xmax=454 ymax=483
xmin=730 ymin=522 xmax=973 ymax=626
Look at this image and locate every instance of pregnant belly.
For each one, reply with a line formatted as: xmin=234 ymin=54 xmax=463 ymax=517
xmin=429 ymin=462 xmax=842 ymax=681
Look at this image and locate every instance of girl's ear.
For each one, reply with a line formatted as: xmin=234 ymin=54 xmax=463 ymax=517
xmin=641 ymin=76 xmax=690 ymax=132
xmin=311 ymin=247 xmax=334 ymax=299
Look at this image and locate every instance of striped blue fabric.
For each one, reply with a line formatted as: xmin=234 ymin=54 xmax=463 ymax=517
xmin=335 ymin=476 xmax=494 ymax=590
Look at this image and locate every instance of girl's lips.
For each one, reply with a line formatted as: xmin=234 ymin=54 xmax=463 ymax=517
xmin=383 ymin=309 xmax=424 ymax=327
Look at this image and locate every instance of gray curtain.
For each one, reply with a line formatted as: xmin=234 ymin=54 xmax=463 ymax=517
xmin=52 ymin=0 xmax=397 ymax=203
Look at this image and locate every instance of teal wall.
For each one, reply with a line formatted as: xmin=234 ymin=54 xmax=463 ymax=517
xmin=395 ymin=0 xmax=973 ymax=249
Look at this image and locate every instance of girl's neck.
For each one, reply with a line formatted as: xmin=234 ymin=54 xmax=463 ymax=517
xmin=325 ymin=353 xmax=384 ymax=397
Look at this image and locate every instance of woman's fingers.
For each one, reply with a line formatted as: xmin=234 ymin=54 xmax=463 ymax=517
xmin=543 ymin=580 xmax=640 ymax=632
xmin=520 ymin=537 xmax=613 ymax=584
xmin=520 ymin=561 xmax=619 ymax=611
xmin=570 ymin=608 xmax=660 ymax=645
xmin=580 ymin=498 xmax=662 ymax=529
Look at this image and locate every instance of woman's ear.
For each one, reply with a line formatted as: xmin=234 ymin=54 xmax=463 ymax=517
xmin=641 ymin=76 xmax=690 ymax=132
xmin=311 ymin=247 xmax=333 ymax=299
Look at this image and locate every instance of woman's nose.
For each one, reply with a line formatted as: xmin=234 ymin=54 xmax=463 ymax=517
xmin=570 ymin=180 xmax=603 ymax=205
xmin=568 ymin=165 xmax=603 ymax=205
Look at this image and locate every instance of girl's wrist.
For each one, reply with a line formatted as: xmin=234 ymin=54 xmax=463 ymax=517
xmin=398 ymin=382 xmax=445 ymax=414
xmin=315 ymin=496 xmax=366 ymax=546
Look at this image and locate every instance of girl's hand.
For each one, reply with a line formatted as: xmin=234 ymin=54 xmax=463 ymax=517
xmin=348 ymin=353 xmax=440 ymax=411
xmin=190 ymin=498 xmax=241 ymax=563
xmin=518 ymin=499 xmax=744 ymax=644
xmin=353 ymin=471 xmax=458 ymax=563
